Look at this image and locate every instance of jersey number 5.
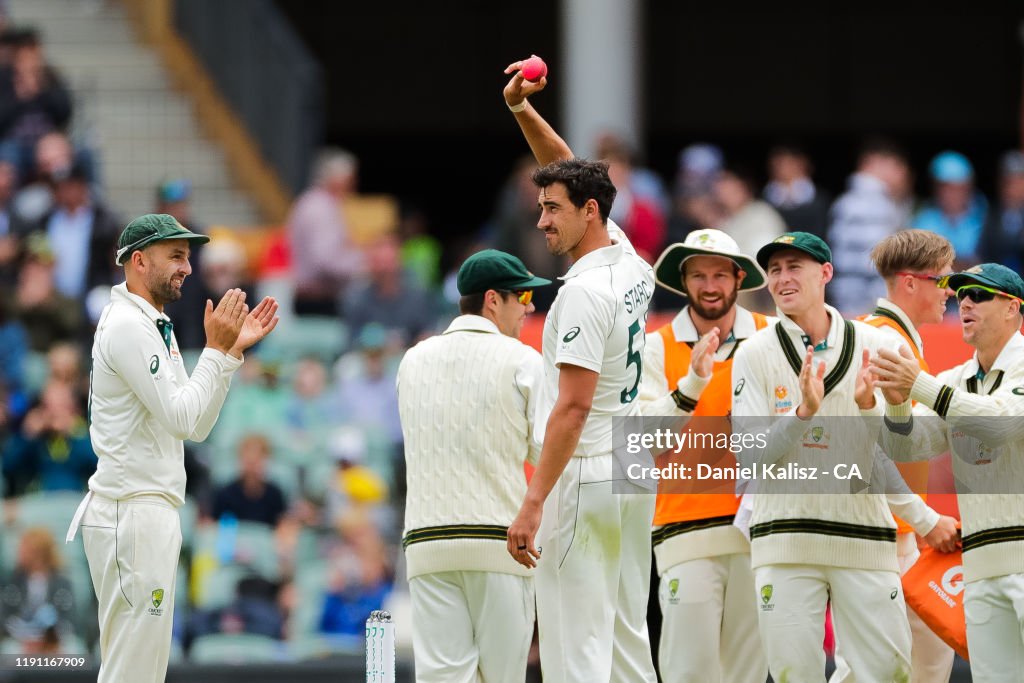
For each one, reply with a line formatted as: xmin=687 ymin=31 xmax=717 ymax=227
xmin=621 ymin=319 xmax=642 ymax=404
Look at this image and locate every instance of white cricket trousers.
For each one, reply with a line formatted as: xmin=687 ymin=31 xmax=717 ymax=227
xmin=408 ymin=570 xmax=534 ymax=683
xmin=831 ymin=533 xmax=954 ymax=683
xmin=535 ymin=454 xmax=658 ymax=683
xmin=964 ymin=573 xmax=1024 ymax=683
xmin=80 ymin=494 xmax=182 ymax=683
xmin=755 ymin=563 xmax=911 ymax=682
xmin=657 ymin=553 xmax=766 ymax=683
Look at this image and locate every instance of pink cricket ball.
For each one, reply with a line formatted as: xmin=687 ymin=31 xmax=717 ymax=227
xmin=521 ymin=55 xmax=548 ymax=83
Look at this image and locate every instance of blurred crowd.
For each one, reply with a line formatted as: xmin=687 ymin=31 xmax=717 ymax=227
xmin=3 ymin=8 xmax=1024 ymax=667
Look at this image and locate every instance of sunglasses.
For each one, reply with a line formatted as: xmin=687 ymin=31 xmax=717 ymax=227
xmin=955 ymin=284 xmax=1022 ymax=304
xmin=500 ymin=289 xmax=533 ymax=306
xmin=896 ymin=272 xmax=954 ymax=289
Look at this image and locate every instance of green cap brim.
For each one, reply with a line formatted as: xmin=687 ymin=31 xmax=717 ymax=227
xmin=947 ymin=272 xmax=1018 ymax=298
xmin=653 ymin=244 xmax=766 ymax=298
xmin=116 ymin=231 xmax=209 ymax=265
xmin=755 ymin=242 xmax=827 ymax=270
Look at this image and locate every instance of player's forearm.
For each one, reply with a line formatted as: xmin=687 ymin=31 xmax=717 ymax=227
xmin=523 ymin=401 xmax=589 ymax=507
xmin=512 ymin=103 xmax=573 ymax=167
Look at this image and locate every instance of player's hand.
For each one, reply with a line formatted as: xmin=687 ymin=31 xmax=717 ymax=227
xmin=854 ymin=349 xmax=877 ymax=410
xmin=204 ymin=288 xmax=248 ymax=354
xmin=503 ymin=57 xmax=548 ymax=109
xmin=796 ymin=345 xmax=825 ymax=419
xmin=690 ymin=327 xmax=720 ymax=379
xmin=923 ymin=515 xmax=960 ymax=553
xmin=870 ymin=346 xmax=918 ymax=405
xmin=507 ymin=499 xmax=543 ymax=569
xmin=229 ymin=296 xmax=280 ymax=358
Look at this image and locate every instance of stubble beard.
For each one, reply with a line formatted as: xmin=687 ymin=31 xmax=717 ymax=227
xmin=689 ymin=289 xmax=738 ymax=321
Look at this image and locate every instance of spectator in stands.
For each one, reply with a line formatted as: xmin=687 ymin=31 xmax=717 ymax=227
xmin=12 ymin=131 xmax=72 ymax=224
xmin=189 ymin=576 xmax=285 ymax=641
xmin=341 ymin=233 xmax=436 ymax=347
xmin=28 ymin=161 xmax=120 ymax=302
xmin=0 ymin=528 xmax=76 ymax=653
xmin=0 ymin=289 xmax=26 ymax=397
xmin=827 ymin=139 xmax=911 ymax=314
xmin=980 ymin=150 xmax=1024 ymax=272
xmin=45 ymin=342 xmax=87 ymax=410
xmin=763 ymin=144 xmax=831 ymax=238
xmin=596 ymin=131 xmax=670 ymax=215
xmin=335 ymin=324 xmax=401 ymax=449
xmin=284 ymin=356 xmax=339 ymax=459
xmin=913 ymin=150 xmax=988 ymax=268
xmin=288 ymin=148 xmax=363 ymax=316
xmin=2 ymin=379 xmax=96 ymax=494
xmin=0 ymin=30 xmax=72 ymax=179
xmin=324 ymin=426 xmax=388 ymax=532
xmin=490 ymin=155 xmax=565 ymax=311
xmin=319 ymin=512 xmax=392 ymax=640
xmin=156 ymin=179 xmax=201 ymax=232
xmin=714 ymin=164 xmax=787 ymax=258
xmin=210 ymin=433 xmax=288 ymax=527
xmin=398 ymin=208 xmax=441 ymax=290
xmin=0 ymin=157 xmax=20 ymax=289
xmin=600 ymin=136 xmax=667 ymax=262
xmin=12 ymin=233 xmax=83 ymax=351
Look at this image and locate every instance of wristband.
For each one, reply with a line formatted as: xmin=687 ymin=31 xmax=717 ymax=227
xmin=507 ymin=99 xmax=527 ymax=113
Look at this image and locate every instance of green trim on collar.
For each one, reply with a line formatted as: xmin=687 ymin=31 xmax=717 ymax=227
xmin=774 ymin=320 xmax=856 ymax=397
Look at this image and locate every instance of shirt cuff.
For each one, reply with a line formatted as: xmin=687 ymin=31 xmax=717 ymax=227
xmin=201 ymin=347 xmax=244 ymax=372
xmin=676 ymin=371 xmax=711 ymax=404
xmin=886 ymin=400 xmax=913 ymax=420
xmin=911 ymin=371 xmax=952 ymax=416
xmin=859 ymin=398 xmax=884 ymax=418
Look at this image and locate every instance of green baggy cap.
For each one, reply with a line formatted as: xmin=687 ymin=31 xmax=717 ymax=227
xmin=948 ymin=263 xmax=1024 ymax=300
xmin=116 ymin=213 xmax=209 ymax=265
xmin=756 ymin=231 xmax=832 ymax=270
xmin=457 ymin=249 xmax=552 ymax=295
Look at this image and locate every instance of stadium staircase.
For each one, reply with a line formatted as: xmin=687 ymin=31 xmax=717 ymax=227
xmin=7 ymin=0 xmax=263 ymax=226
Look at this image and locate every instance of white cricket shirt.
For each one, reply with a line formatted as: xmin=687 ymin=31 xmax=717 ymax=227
xmin=535 ymin=222 xmax=655 ymax=456
xmin=87 ymin=283 xmax=242 ymax=506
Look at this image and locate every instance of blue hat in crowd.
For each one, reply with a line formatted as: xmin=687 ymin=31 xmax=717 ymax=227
xmin=929 ymin=151 xmax=973 ymax=183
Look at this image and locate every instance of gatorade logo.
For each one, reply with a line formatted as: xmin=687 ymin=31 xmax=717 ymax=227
xmin=149 ymin=355 xmax=160 ymax=375
xmin=563 ymin=327 xmax=581 ymax=343
xmin=941 ymin=566 xmax=965 ymax=596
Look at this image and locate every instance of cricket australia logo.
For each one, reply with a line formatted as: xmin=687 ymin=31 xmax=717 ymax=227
xmin=774 ymin=235 xmax=796 ymax=244
xmin=811 ymin=426 xmax=824 ymax=443
xmin=149 ymin=588 xmax=165 ymax=616
xmin=668 ymin=578 xmax=680 ymax=605
xmin=760 ymin=584 xmax=774 ymax=611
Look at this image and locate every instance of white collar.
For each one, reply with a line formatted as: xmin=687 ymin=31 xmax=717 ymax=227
xmin=777 ymin=303 xmax=845 ymax=351
xmin=110 ymin=282 xmax=170 ymax=325
xmin=968 ymin=331 xmax=1024 ymax=377
xmin=670 ymin=305 xmax=759 ymax=343
xmin=560 ymin=240 xmax=624 ymax=281
xmin=443 ymin=314 xmax=501 ymax=336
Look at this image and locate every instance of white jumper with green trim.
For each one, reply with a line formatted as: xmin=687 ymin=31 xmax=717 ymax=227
xmin=731 ymin=305 xmax=907 ymax=572
xmin=397 ymin=314 xmax=542 ymax=580
xmin=883 ymin=331 xmax=1024 ymax=584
